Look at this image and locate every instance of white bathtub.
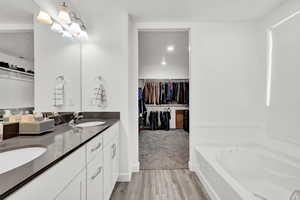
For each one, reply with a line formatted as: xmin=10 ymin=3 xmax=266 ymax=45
xmin=195 ymin=145 xmax=300 ymax=200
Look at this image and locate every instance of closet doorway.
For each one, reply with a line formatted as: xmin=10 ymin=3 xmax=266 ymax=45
xmin=138 ymin=30 xmax=190 ymax=170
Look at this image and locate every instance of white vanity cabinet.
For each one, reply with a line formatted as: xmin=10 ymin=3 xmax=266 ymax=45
xmin=5 ymin=122 xmax=120 ymax=200
xmin=103 ymin=123 xmax=119 ymax=200
xmin=55 ymin=171 xmax=86 ymax=200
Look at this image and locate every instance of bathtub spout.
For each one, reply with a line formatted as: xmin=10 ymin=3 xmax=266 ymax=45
xmin=290 ymin=191 xmax=300 ymax=200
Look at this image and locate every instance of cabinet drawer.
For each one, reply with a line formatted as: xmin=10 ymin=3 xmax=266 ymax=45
xmin=103 ymin=122 xmax=119 ymax=147
xmin=86 ymin=134 xmax=103 ymax=163
xmin=87 ymin=151 xmax=104 ymax=200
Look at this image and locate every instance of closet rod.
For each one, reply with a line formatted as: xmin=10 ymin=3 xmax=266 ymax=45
xmin=140 ymin=78 xmax=189 ymax=82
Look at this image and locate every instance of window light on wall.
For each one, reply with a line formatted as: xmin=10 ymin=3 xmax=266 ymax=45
xmin=266 ymin=8 xmax=300 ymax=107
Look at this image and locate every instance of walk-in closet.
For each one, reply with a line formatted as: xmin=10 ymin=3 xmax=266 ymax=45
xmin=138 ymin=30 xmax=190 ymax=170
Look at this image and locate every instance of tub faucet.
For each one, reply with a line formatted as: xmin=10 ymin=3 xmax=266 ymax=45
xmin=290 ymin=190 xmax=300 ymax=200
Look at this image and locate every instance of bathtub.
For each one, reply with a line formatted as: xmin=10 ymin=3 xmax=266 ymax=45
xmin=195 ymin=145 xmax=300 ymax=200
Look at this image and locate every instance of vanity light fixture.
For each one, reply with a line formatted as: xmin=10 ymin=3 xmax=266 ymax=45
xmin=51 ymin=22 xmax=64 ymax=33
xmin=58 ymin=2 xmax=71 ymax=24
xmin=37 ymin=11 xmax=53 ymax=24
xmin=78 ymin=25 xmax=89 ymax=40
xmin=70 ymin=22 xmax=82 ymax=35
xmin=62 ymin=30 xmax=73 ymax=40
xmin=167 ymin=45 xmax=175 ymax=52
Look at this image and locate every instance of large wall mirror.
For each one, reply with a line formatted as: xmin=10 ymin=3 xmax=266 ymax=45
xmin=0 ymin=0 xmax=83 ymax=116
xmin=0 ymin=0 xmax=37 ymax=114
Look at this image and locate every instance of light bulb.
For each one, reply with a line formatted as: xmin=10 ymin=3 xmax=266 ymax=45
xmin=79 ymin=30 xmax=89 ymax=40
xmin=167 ymin=45 xmax=175 ymax=52
xmin=58 ymin=7 xmax=71 ymax=24
xmin=51 ymin=22 xmax=63 ymax=33
xmin=37 ymin=11 xmax=53 ymax=25
xmin=62 ymin=31 xmax=73 ymax=40
xmin=70 ymin=22 xmax=81 ymax=35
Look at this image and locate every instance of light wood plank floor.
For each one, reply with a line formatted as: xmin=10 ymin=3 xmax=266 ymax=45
xmin=110 ymin=169 xmax=210 ymax=200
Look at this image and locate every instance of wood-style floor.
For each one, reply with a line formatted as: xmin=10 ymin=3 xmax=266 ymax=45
xmin=110 ymin=170 xmax=210 ymax=200
xmin=139 ymin=129 xmax=189 ymax=170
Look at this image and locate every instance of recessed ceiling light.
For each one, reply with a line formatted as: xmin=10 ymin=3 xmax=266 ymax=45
xmin=161 ymin=57 xmax=167 ymax=66
xmin=167 ymin=45 xmax=175 ymax=52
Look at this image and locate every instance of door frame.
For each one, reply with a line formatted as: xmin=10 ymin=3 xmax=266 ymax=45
xmin=135 ymin=22 xmax=192 ymax=170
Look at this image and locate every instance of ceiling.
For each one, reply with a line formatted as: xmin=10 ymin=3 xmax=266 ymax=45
xmin=124 ymin=0 xmax=287 ymax=22
xmin=0 ymin=32 xmax=34 ymax=62
xmin=0 ymin=0 xmax=36 ymax=25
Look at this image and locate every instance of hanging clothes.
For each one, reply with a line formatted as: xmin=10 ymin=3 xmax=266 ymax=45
xmin=138 ymin=88 xmax=147 ymax=114
xmin=143 ymin=81 xmax=189 ymax=105
xmin=146 ymin=111 xmax=171 ymax=131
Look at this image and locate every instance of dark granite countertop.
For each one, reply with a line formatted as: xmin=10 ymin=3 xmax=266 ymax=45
xmin=0 ymin=118 xmax=119 ymax=199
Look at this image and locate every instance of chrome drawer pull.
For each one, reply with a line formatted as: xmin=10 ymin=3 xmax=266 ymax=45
xmin=91 ymin=143 xmax=102 ymax=152
xmin=91 ymin=167 xmax=102 ymax=180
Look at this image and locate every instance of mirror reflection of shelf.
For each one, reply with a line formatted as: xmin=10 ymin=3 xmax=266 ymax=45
xmin=0 ymin=67 xmax=34 ymax=77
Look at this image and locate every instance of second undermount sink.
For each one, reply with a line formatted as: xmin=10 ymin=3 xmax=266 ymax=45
xmin=0 ymin=147 xmax=47 ymax=174
xmin=75 ymin=121 xmax=106 ymax=128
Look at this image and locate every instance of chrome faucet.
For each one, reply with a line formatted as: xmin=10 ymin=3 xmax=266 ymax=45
xmin=290 ymin=191 xmax=300 ymax=200
xmin=69 ymin=112 xmax=83 ymax=126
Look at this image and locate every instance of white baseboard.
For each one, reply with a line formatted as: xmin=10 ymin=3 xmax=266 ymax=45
xmin=191 ymin=162 xmax=221 ymax=200
xmin=117 ymin=172 xmax=132 ymax=182
xmin=132 ymin=162 xmax=140 ymax=172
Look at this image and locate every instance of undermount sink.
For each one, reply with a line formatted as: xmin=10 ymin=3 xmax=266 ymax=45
xmin=0 ymin=147 xmax=47 ymax=174
xmin=75 ymin=121 xmax=106 ymax=128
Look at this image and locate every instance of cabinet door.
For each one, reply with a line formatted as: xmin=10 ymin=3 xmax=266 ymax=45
xmin=55 ymin=170 xmax=86 ymax=200
xmin=87 ymin=151 xmax=104 ymax=200
xmin=112 ymin=136 xmax=119 ymax=185
xmin=103 ymin=141 xmax=113 ymax=200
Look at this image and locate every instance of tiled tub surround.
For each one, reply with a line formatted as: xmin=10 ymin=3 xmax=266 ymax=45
xmin=0 ymin=117 xmax=119 ymax=199
xmin=195 ymin=145 xmax=300 ymax=200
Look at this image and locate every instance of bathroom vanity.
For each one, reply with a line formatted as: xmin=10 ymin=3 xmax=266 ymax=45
xmin=0 ymin=118 xmax=119 ymax=200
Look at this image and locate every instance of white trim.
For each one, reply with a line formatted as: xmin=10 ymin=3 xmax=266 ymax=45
xmin=192 ymin=123 xmax=262 ymax=128
xmin=271 ymin=9 xmax=300 ymax=29
xmin=136 ymin=22 xmax=191 ymax=30
xmin=132 ymin=162 xmax=140 ymax=173
xmin=0 ymin=24 xmax=33 ymax=32
xmin=192 ymin=162 xmax=221 ymax=200
xmin=117 ymin=173 xmax=132 ymax=182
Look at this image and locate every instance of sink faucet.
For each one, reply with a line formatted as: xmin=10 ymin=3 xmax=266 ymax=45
xmin=69 ymin=112 xmax=83 ymax=126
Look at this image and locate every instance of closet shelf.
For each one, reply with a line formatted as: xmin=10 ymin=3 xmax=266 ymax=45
xmin=0 ymin=67 xmax=34 ymax=77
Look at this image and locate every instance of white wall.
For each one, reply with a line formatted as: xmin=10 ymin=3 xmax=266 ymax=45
xmin=34 ymin=18 xmax=82 ymax=112
xmin=128 ymin=16 xmax=139 ymax=172
xmin=138 ymin=31 xmax=189 ymax=79
xmin=0 ymin=70 xmax=34 ymax=109
xmin=259 ymin=0 xmax=300 ymax=152
xmin=189 ymin=22 xmax=265 ymax=165
xmin=69 ymin=0 xmax=132 ymax=181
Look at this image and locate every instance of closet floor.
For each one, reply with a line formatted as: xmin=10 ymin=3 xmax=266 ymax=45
xmin=110 ymin=169 xmax=210 ymax=200
xmin=139 ymin=129 xmax=189 ymax=170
